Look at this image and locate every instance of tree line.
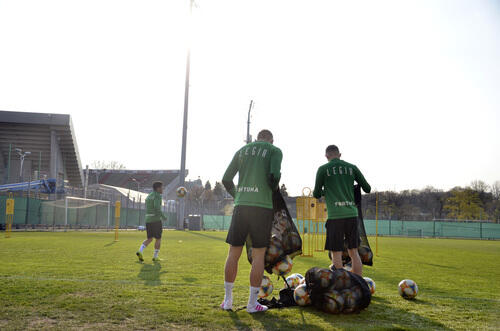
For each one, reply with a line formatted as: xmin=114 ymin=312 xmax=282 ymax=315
xmin=183 ymin=179 xmax=500 ymax=222
xmin=361 ymin=180 xmax=500 ymax=222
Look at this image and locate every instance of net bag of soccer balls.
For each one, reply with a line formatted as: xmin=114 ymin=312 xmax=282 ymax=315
xmin=295 ymin=267 xmax=372 ymax=314
xmin=246 ymin=191 xmax=302 ymax=274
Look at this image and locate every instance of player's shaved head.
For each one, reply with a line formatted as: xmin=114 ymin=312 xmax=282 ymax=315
xmin=325 ymin=145 xmax=341 ymax=160
xmin=257 ymin=129 xmax=273 ymax=143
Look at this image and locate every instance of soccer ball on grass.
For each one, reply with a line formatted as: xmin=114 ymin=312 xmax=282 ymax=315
xmin=398 ymin=279 xmax=418 ymax=299
xmin=284 ymin=273 xmax=304 ymax=289
xmin=293 ymin=283 xmax=311 ymax=306
xmin=363 ymin=277 xmax=376 ymax=294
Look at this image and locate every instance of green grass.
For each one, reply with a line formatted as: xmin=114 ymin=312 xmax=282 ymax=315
xmin=0 ymin=231 xmax=499 ymax=330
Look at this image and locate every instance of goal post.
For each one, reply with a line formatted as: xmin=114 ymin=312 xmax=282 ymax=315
xmin=42 ymin=196 xmax=111 ymax=230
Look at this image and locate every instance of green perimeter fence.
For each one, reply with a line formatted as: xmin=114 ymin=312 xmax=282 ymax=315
xmin=2 ymin=196 xmax=499 ymax=239
xmin=0 ymin=196 xmax=177 ymax=229
xmin=202 ymin=215 xmax=500 ymax=240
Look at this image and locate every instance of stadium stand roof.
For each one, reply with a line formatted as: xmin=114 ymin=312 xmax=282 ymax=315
xmin=87 ymin=169 xmax=185 ymax=194
xmin=0 ymin=110 xmax=84 ymax=187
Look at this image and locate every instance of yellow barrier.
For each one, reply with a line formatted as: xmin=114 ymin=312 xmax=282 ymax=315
xmin=114 ymin=201 xmax=121 ymax=242
xmin=314 ymin=202 xmax=327 ymax=252
xmin=296 ymin=188 xmax=317 ymax=257
xmin=5 ymin=193 xmax=14 ymax=238
xmin=297 ymin=189 xmax=329 ymax=257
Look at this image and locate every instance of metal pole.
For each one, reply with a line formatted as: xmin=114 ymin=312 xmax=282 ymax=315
xmin=25 ymin=175 xmax=31 ymax=230
xmin=84 ymin=165 xmax=89 ymax=199
xmin=138 ymin=195 xmax=142 ymax=226
xmin=375 ymin=193 xmax=379 ymax=256
xmin=64 ymin=196 xmax=68 ymax=231
xmin=246 ymin=100 xmax=253 ymax=144
xmin=107 ymin=201 xmax=111 ymax=231
xmin=19 ymin=154 xmax=24 ymax=182
xmin=6 ymin=143 xmax=12 ymax=184
xmin=38 ymin=151 xmax=41 ymax=180
xmin=126 ymin=189 xmax=130 ymax=228
xmin=178 ymin=0 xmax=194 ymax=230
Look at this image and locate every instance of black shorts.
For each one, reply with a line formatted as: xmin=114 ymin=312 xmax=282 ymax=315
xmin=226 ymin=205 xmax=273 ymax=248
xmin=325 ymin=217 xmax=360 ymax=252
xmin=146 ymin=221 xmax=163 ymax=239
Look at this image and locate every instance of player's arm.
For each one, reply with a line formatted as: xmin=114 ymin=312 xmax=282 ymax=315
xmin=268 ymin=148 xmax=283 ymax=191
xmin=222 ymin=151 xmax=239 ymax=198
xmin=313 ymin=166 xmax=325 ymax=199
xmin=354 ymin=166 xmax=371 ymax=193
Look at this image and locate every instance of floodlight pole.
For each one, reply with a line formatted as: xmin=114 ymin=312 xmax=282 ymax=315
xmin=178 ymin=0 xmax=194 ymax=230
xmin=246 ymin=100 xmax=253 ymax=144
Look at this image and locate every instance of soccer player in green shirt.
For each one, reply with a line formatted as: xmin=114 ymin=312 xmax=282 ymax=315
xmin=220 ymin=129 xmax=283 ymax=313
xmin=136 ymin=181 xmax=167 ymax=262
xmin=313 ymin=145 xmax=371 ymax=276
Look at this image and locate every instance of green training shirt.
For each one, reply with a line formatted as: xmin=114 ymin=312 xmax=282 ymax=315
xmin=313 ymin=158 xmax=371 ymax=220
xmin=222 ymin=141 xmax=283 ymax=209
xmin=145 ymin=191 xmax=167 ymax=223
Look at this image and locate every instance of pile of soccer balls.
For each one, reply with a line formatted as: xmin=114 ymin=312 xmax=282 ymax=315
xmin=258 ymin=273 xmax=306 ymax=299
xmin=290 ymin=267 xmax=420 ymax=315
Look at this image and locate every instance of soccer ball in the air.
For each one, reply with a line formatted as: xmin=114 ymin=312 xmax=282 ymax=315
xmin=398 ymin=279 xmax=418 ymax=299
xmin=272 ymin=255 xmax=293 ymax=276
xmin=293 ymin=283 xmax=311 ymax=306
xmin=322 ymin=289 xmax=344 ymax=314
xmin=176 ymin=186 xmax=187 ymax=198
xmin=285 ymin=273 xmax=304 ymax=289
xmin=259 ymin=275 xmax=274 ymax=298
xmin=363 ymin=277 xmax=376 ymax=294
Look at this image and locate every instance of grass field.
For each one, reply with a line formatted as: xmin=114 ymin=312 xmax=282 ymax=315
xmin=0 ymin=231 xmax=499 ymax=330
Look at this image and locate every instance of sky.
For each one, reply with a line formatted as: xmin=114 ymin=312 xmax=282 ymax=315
xmin=0 ymin=0 xmax=499 ymax=195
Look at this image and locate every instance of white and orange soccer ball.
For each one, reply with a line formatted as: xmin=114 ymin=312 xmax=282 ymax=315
xmin=293 ymin=283 xmax=311 ymax=306
xmin=398 ymin=279 xmax=418 ymax=299
xmin=272 ymin=255 xmax=293 ymax=276
xmin=176 ymin=186 xmax=187 ymax=198
xmin=363 ymin=277 xmax=376 ymax=294
xmin=285 ymin=273 xmax=304 ymax=289
xmin=258 ymin=275 xmax=274 ymax=298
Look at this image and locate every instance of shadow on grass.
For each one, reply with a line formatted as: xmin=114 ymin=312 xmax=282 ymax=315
xmin=223 ymin=308 xmax=314 ymax=331
xmin=138 ymin=262 xmax=167 ymax=286
xmin=104 ymin=241 xmax=116 ymax=247
xmin=421 ymin=263 xmax=457 ymax=270
xmin=184 ymin=231 xmax=226 ymax=242
xmin=182 ymin=276 xmax=198 ymax=283
xmin=308 ymin=297 xmax=451 ymax=330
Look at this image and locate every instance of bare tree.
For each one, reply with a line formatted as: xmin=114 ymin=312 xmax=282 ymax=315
xmin=470 ymin=180 xmax=489 ymax=193
xmin=491 ymin=180 xmax=500 ymax=199
xmin=91 ymin=160 xmax=126 ymax=170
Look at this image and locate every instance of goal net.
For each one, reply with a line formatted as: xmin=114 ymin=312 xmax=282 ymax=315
xmin=41 ymin=197 xmax=111 ymax=229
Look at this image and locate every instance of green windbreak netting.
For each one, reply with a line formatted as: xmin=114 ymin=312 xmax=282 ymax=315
xmin=362 ymin=219 xmax=500 ymax=239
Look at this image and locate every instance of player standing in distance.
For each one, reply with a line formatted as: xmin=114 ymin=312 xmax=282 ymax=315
xmin=313 ymin=145 xmax=371 ymax=276
xmin=136 ymin=181 xmax=167 ymax=262
xmin=221 ymin=129 xmax=283 ymax=313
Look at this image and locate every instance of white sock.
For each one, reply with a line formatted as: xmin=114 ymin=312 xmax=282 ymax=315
xmin=154 ymin=249 xmax=159 ymax=258
xmin=224 ymin=281 xmax=234 ymax=304
xmin=139 ymin=244 xmax=146 ymax=253
xmin=247 ymin=286 xmax=260 ymax=308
